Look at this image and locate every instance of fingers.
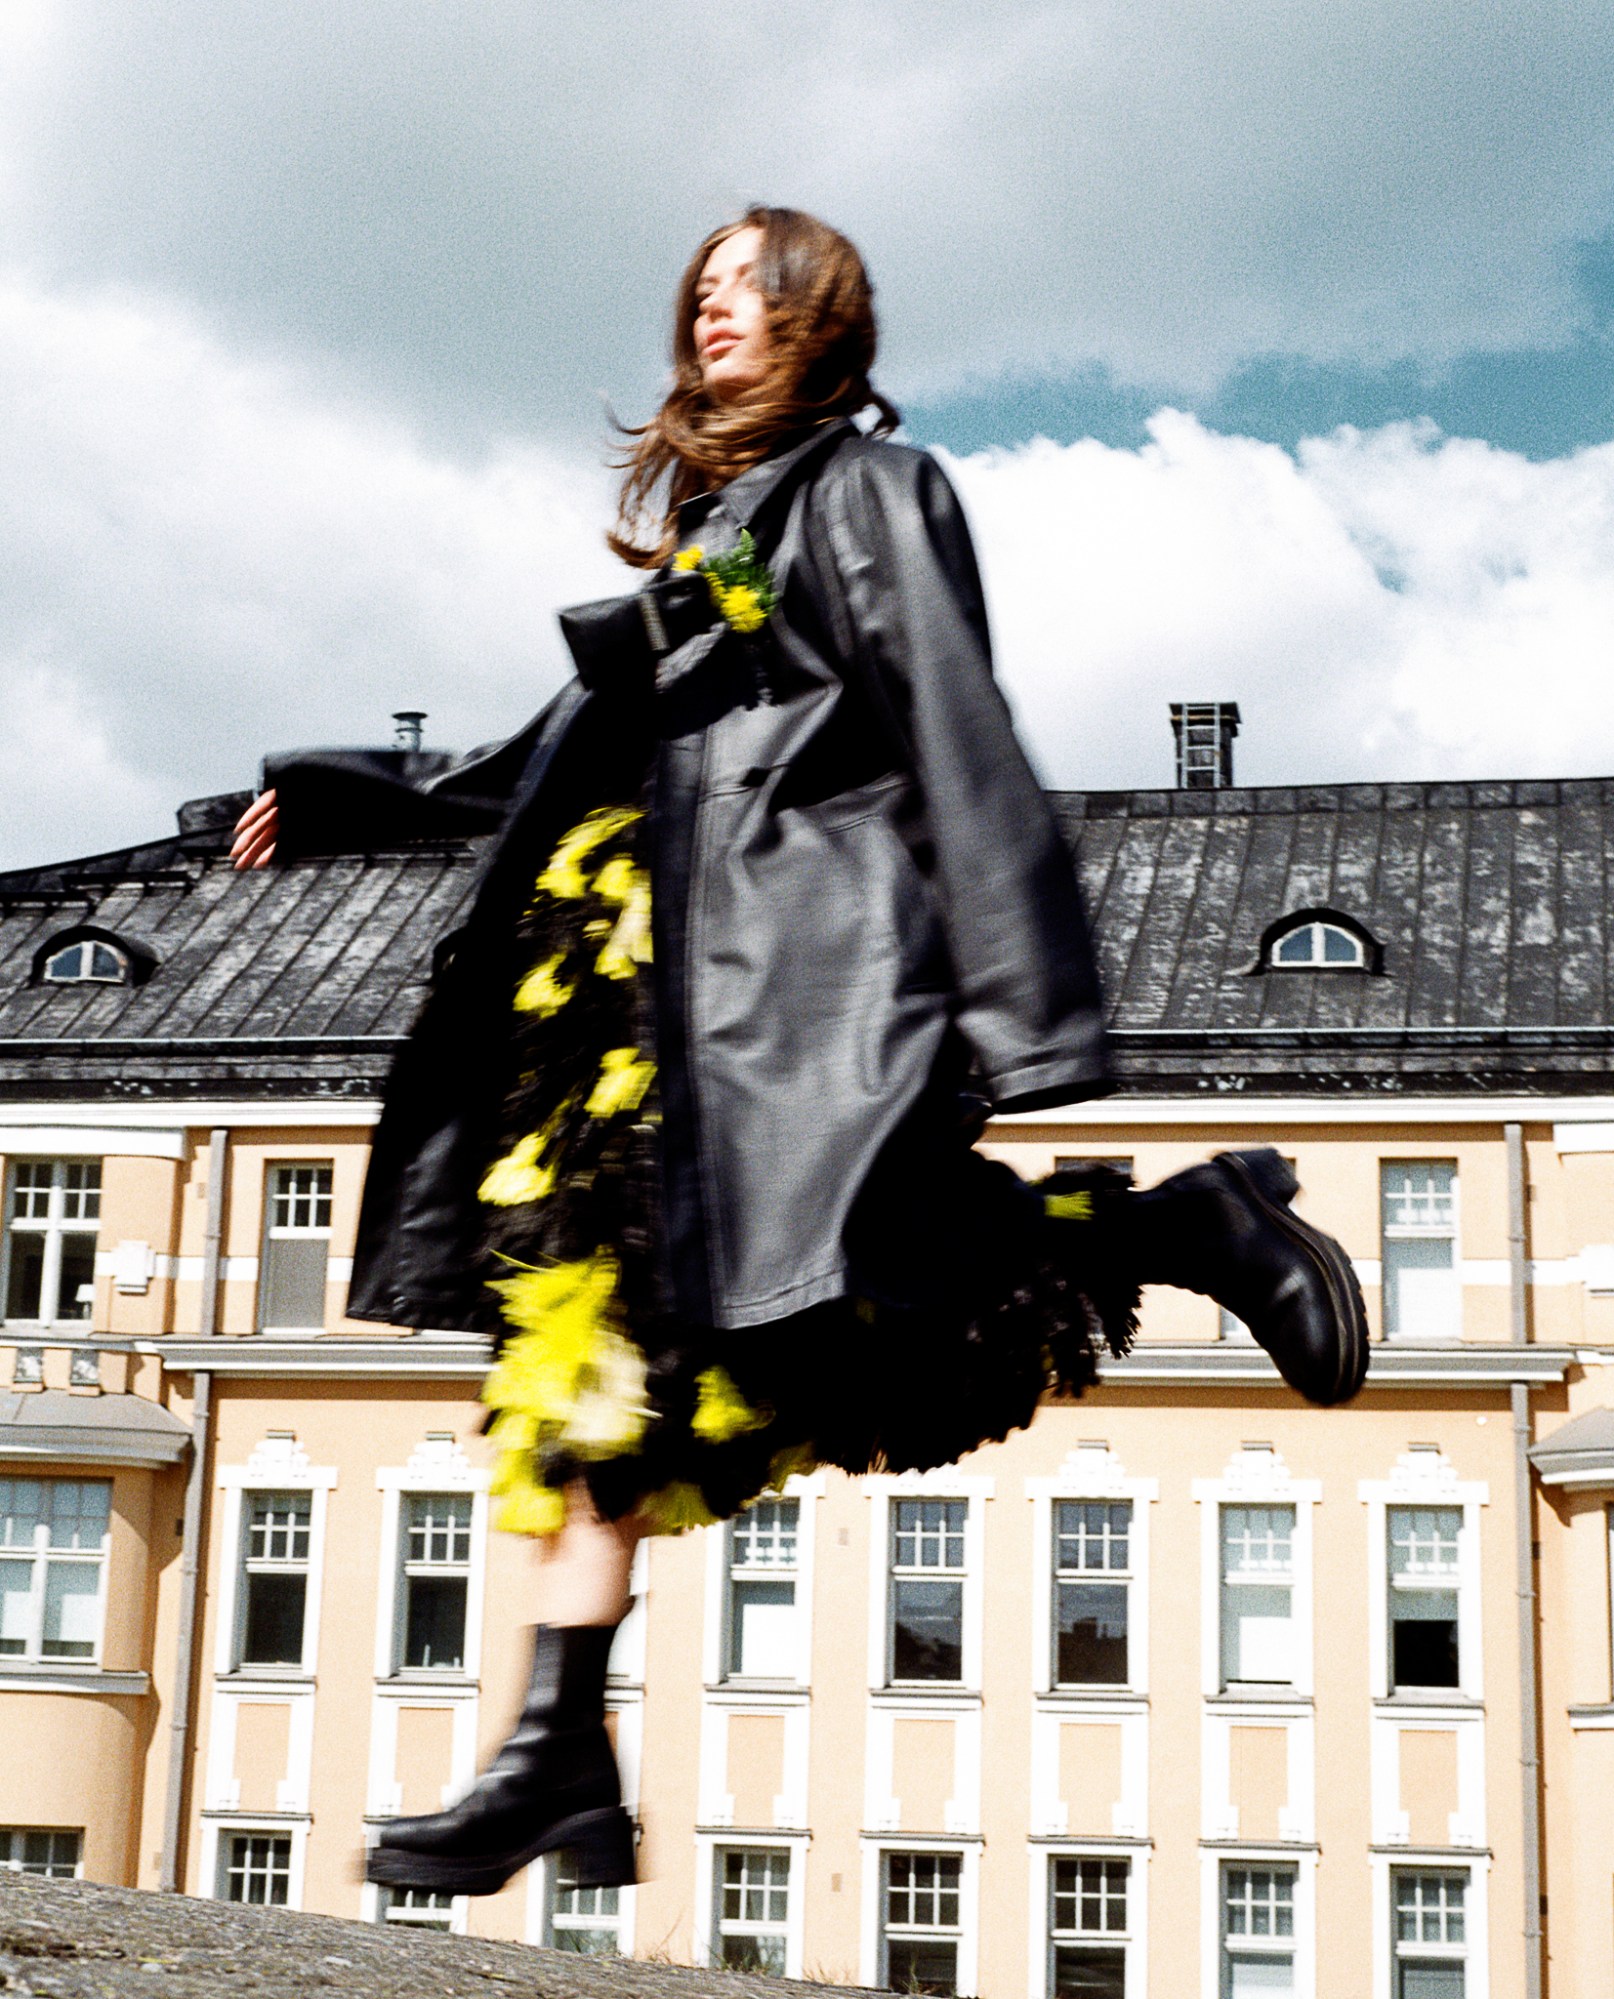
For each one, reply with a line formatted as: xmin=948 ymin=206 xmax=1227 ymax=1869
xmin=230 ymin=788 xmax=279 ymax=871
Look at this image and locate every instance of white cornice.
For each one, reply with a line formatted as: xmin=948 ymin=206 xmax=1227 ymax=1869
xmin=0 ymin=1101 xmax=381 ymax=1130
xmin=140 ymin=1335 xmax=1573 ymax=1388
xmin=992 ymin=1096 xmax=1614 ymax=1129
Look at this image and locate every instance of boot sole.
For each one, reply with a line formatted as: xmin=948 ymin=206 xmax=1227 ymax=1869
xmin=365 ymin=1803 xmax=636 ymax=1899
xmin=1219 ymin=1149 xmax=1371 ymax=1406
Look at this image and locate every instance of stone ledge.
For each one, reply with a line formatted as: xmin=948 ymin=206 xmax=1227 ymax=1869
xmin=0 ymin=1875 xmax=872 ymax=1999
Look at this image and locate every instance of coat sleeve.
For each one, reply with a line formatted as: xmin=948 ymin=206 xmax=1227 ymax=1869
xmin=259 ymin=690 xmax=576 ymax=861
xmin=825 ymin=443 xmax=1111 ymax=1111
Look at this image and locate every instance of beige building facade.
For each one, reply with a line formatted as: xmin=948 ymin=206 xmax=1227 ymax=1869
xmin=5 ymin=768 xmax=1614 ymax=1998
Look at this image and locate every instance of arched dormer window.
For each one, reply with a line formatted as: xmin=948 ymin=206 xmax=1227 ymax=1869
xmin=1258 ymin=909 xmax=1380 ymax=974
xmin=30 ymin=926 xmax=156 ymax=989
xmin=47 ymin=939 xmax=128 ymax=984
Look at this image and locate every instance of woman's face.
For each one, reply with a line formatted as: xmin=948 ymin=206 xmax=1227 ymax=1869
xmin=693 ymin=225 xmax=770 ymax=403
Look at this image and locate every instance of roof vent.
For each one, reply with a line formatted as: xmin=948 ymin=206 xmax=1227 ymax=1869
xmin=1171 ymin=702 xmax=1240 ymax=789
xmin=393 ymin=710 xmax=427 ymax=752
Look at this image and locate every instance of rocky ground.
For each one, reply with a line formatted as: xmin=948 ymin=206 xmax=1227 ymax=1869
xmin=0 ymin=1876 xmax=870 ymax=1999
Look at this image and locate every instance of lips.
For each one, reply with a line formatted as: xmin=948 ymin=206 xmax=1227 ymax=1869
xmin=702 ymin=334 xmax=738 ymax=361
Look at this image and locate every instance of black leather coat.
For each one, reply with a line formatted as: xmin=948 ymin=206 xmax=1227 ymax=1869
xmin=265 ymin=419 xmax=1110 ymax=1334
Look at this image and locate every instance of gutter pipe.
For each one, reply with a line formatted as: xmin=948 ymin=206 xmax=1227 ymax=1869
xmin=1506 ymin=1120 xmax=1543 ymax=1996
xmin=158 ymin=1125 xmax=227 ymax=1894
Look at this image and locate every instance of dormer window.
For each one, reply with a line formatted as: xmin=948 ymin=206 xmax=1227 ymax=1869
xmin=30 ymin=927 xmax=155 ymax=989
xmin=44 ymin=941 xmax=129 ymax=985
xmin=1272 ymin=921 xmax=1363 ymax=968
xmin=1257 ymin=909 xmax=1380 ymax=974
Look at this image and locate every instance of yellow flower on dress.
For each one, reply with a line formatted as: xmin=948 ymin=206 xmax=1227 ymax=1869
xmin=1045 ymin=1190 xmax=1094 ymax=1222
xmin=593 ymin=874 xmax=652 ymax=980
xmin=484 ymin=1252 xmax=651 ymax=1473
xmin=585 ymin=1047 xmax=655 ymax=1119
xmin=513 ymin=952 xmax=576 ymax=1018
xmin=478 ymin=1128 xmax=557 ymax=1208
xmin=692 ymin=1365 xmax=769 ymax=1443
xmin=534 ymin=806 xmax=642 ymax=902
xmin=716 ymin=583 xmax=766 ymax=634
xmin=673 ymin=546 xmax=704 ymax=571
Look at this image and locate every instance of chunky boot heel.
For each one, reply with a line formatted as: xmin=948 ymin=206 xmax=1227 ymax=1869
xmin=1116 ymin=1153 xmax=1371 ymax=1406
xmin=365 ymin=1625 xmax=635 ymax=1897
xmin=1224 ymin=1147 xmax=1299 ymax=1207
xmin=563 ymin=1805 xmax=638 ymax=1887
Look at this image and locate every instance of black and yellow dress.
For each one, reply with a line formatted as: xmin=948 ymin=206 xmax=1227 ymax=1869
xmin=476 ymin=792 xmax=1134 ymax=1541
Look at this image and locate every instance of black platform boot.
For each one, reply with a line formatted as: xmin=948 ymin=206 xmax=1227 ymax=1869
xmin=1121 ymin=1148 xmax=1370 ymax=1405
xmin=365 ymin=1624 xmax=635 ymax=1897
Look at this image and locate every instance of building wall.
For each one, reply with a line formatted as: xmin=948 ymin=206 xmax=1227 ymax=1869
xmin=2 ymin=1104 xmax=1613 ymax=1994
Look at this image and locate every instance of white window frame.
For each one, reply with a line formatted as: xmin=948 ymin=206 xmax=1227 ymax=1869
xmin=2 ymin=1159 xmax=101 ymax=1328
xmin=861 ymin=1838 xmax=979 ymax=1997
xmin=867 ymin=1475 xmax=990 ymax=1695
xmin=535 ymin=1847 xmax=633 ymax=1956
xmin=257 ymin=1160 xmax=334 ymax=1334
xmin=1361 ymin=1454 xmax=1486 ymax=1705
xmin=0 ymin=1827 xmax=83 ymax=1877
xmin=374 ymin=1884 xmax=463 ymax=1933
xmin=214 ymin=1823 xmax=300 ymax=1908
xmin=216 ymin=1436 xmax=337 ymax=1680
xmin=393 ymin=1490 xmax=477 ymax=1676
xmin=1039 ymin=1846 xmax=1144 ymax=1999
xmin=1380 ymin=1161 xmax=1461 ymax=1343
xmin=43 ymin=939 xmax=129 ymax=985
xmin=1268 ymin=920 xmax=1366 ymax=970
xmin=1213 ymin=1855 xmax=1308 ymax=1998
xmin=1369 ymin=1855 xmax=1490 ymax=1999
xmin=1030 ymin=1448 xmax=1156 ymax=1697
xmin=708 ymin=1842 xmax=795 ymax=1975
xmin=374 ymin=1437 xmax=488 ymax=1683
xmin=703 ymin=1486 xmax=817 ymax=1686
xmin=0 ymin=1475 xmax=112 ymax=1666
xmin=1195 ymin=1450 xmax=1318 ymax=1701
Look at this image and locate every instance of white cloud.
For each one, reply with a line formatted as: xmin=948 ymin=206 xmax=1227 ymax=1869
xmin=948 ymin=414 xmax=1614 ymax=791
xmin=2 ymin=1 xmax=1612 ymax=426
xmin=0 ymin=272 xmax=624 ymax=869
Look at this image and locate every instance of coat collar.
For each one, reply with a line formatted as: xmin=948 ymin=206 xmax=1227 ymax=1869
xmin=676 ymin=417 xmax=856 ymax=538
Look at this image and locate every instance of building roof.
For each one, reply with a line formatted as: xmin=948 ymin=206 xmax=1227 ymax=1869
xmin=0 ymin=1389 xmax=191 ymax=1466
xmin=2 ymin=770 xmax=1612 ymax=1100
xmin=1528 ymin=1405 xmax=1614 ymax=1487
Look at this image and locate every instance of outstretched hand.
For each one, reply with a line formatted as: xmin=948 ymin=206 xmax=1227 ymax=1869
xmin=231 ymin=789 xmax=278 ymax=870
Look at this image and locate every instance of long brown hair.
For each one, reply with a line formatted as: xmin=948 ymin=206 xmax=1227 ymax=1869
xmin=609 ymin=205 xmax=900 ymax=568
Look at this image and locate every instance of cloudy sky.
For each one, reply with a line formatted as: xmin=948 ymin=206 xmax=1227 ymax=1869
xmin=6 ymin=0 xmax=1614 ymax=868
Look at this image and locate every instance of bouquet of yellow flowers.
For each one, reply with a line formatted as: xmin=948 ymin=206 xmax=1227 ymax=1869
xmin=673 ymin=530 xmax=778 ymax=635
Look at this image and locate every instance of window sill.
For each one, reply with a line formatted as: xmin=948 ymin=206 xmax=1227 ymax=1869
xmin=1038 ymin=1685 xmax=1147 ymax=1705
xmin=218 ymin=1666 xmax=316 ymax=1685
xmin=0 ymin=1664 xmax=149 ymax=1696
xmin=870 ymin=1683 xmax=981 ymax=1706
xmin=1567 ymin=1703 xmax=1614 ymax=1730
xmin=1206 ymin=1687 xmax=1313 ymax=1708
xmin=1376 ymin=1689 xmax=1481 ymax=1709
xmin=376 ymin=1671 xmax=478 ymax=1692
xmin=705 ymin=1677 xmax=811 ymax=1697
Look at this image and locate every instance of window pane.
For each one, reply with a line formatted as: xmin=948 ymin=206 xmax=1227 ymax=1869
xmin=1053 ymin=1947 xmax=1127 ymax=1998
xmin=1229 ymin=1960 xmax=1295 ymax=1996
xmin=553 ymin=1926 xmax=617 ymax=1955
xmin=892 ymin=1577 xmax=963 ymax=1680
xmin=403 ymin=1574 xmax=466 ymax=1670
xmin=1222 ymin=1584 xmax=1293 ymax=1683
xmin=0 ymin=1481 xmax=42 ymax=1544
xmin=1274 ymin=927 xmax=1316 ymax=964
xmin=731 ymin=1578 xmax=796 ymax=1677
xmin=47 ymin=1482 xmax=109 ymax=1550
xmin=241 ymin=1571 xmax=307 ymax=1664
xmin=259 ymin=1236 xmax=329 ymax=1330
xmin=1383 ymin=1238 xmax=1460 ymax=1341
xmin=224 ymin=1833 xmax=291 ymax=1905
xmin=732 ymin=1499 xmax=798 ymax=1569
xmin=893 ymin=1500 xmax=967 ymax=1569
xmin=1056 ymin=1581 xmax=1129 ymax=1684
xmin=18 ymin=1830 xmax=81 ymax=1878
xmin=404 ymin=1493 xmax=472 ymax=1565
xmin=5 ymin=1233 xmax=44 ymax=1320
xmin=247 ymin=1495 xmax=310 ymax=1561
xmin=0 ymin=1560 xmax=34 ymax=1654
xmin=886 ymin=1939 xmax=957 ymax=1996
xmin=1397 ymin=1970 xmax=1464 ymax=1999
xmin=1321 ymin=925 xmax=1361 ymax=963
xmin=720 ymin=1934 xmax=786 ymax=1974
xmin=53 ymin=1236 xmax=96 ymax=1322
xmin=41 ymin=1563 xmax=100 ymax=1657
xmin=1054 ymin=1501 xmax=1130 ymax=1572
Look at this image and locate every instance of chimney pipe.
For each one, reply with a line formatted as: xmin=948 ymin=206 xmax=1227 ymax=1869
xmin=1171 ymin=702 xmax=1241 ymax=789
xmin=392 ymin=710 xmax=427 ymax=752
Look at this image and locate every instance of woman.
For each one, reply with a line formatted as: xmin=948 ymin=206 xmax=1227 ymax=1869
xmin=232 ymin=207 xmax=1368 ymax=1901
